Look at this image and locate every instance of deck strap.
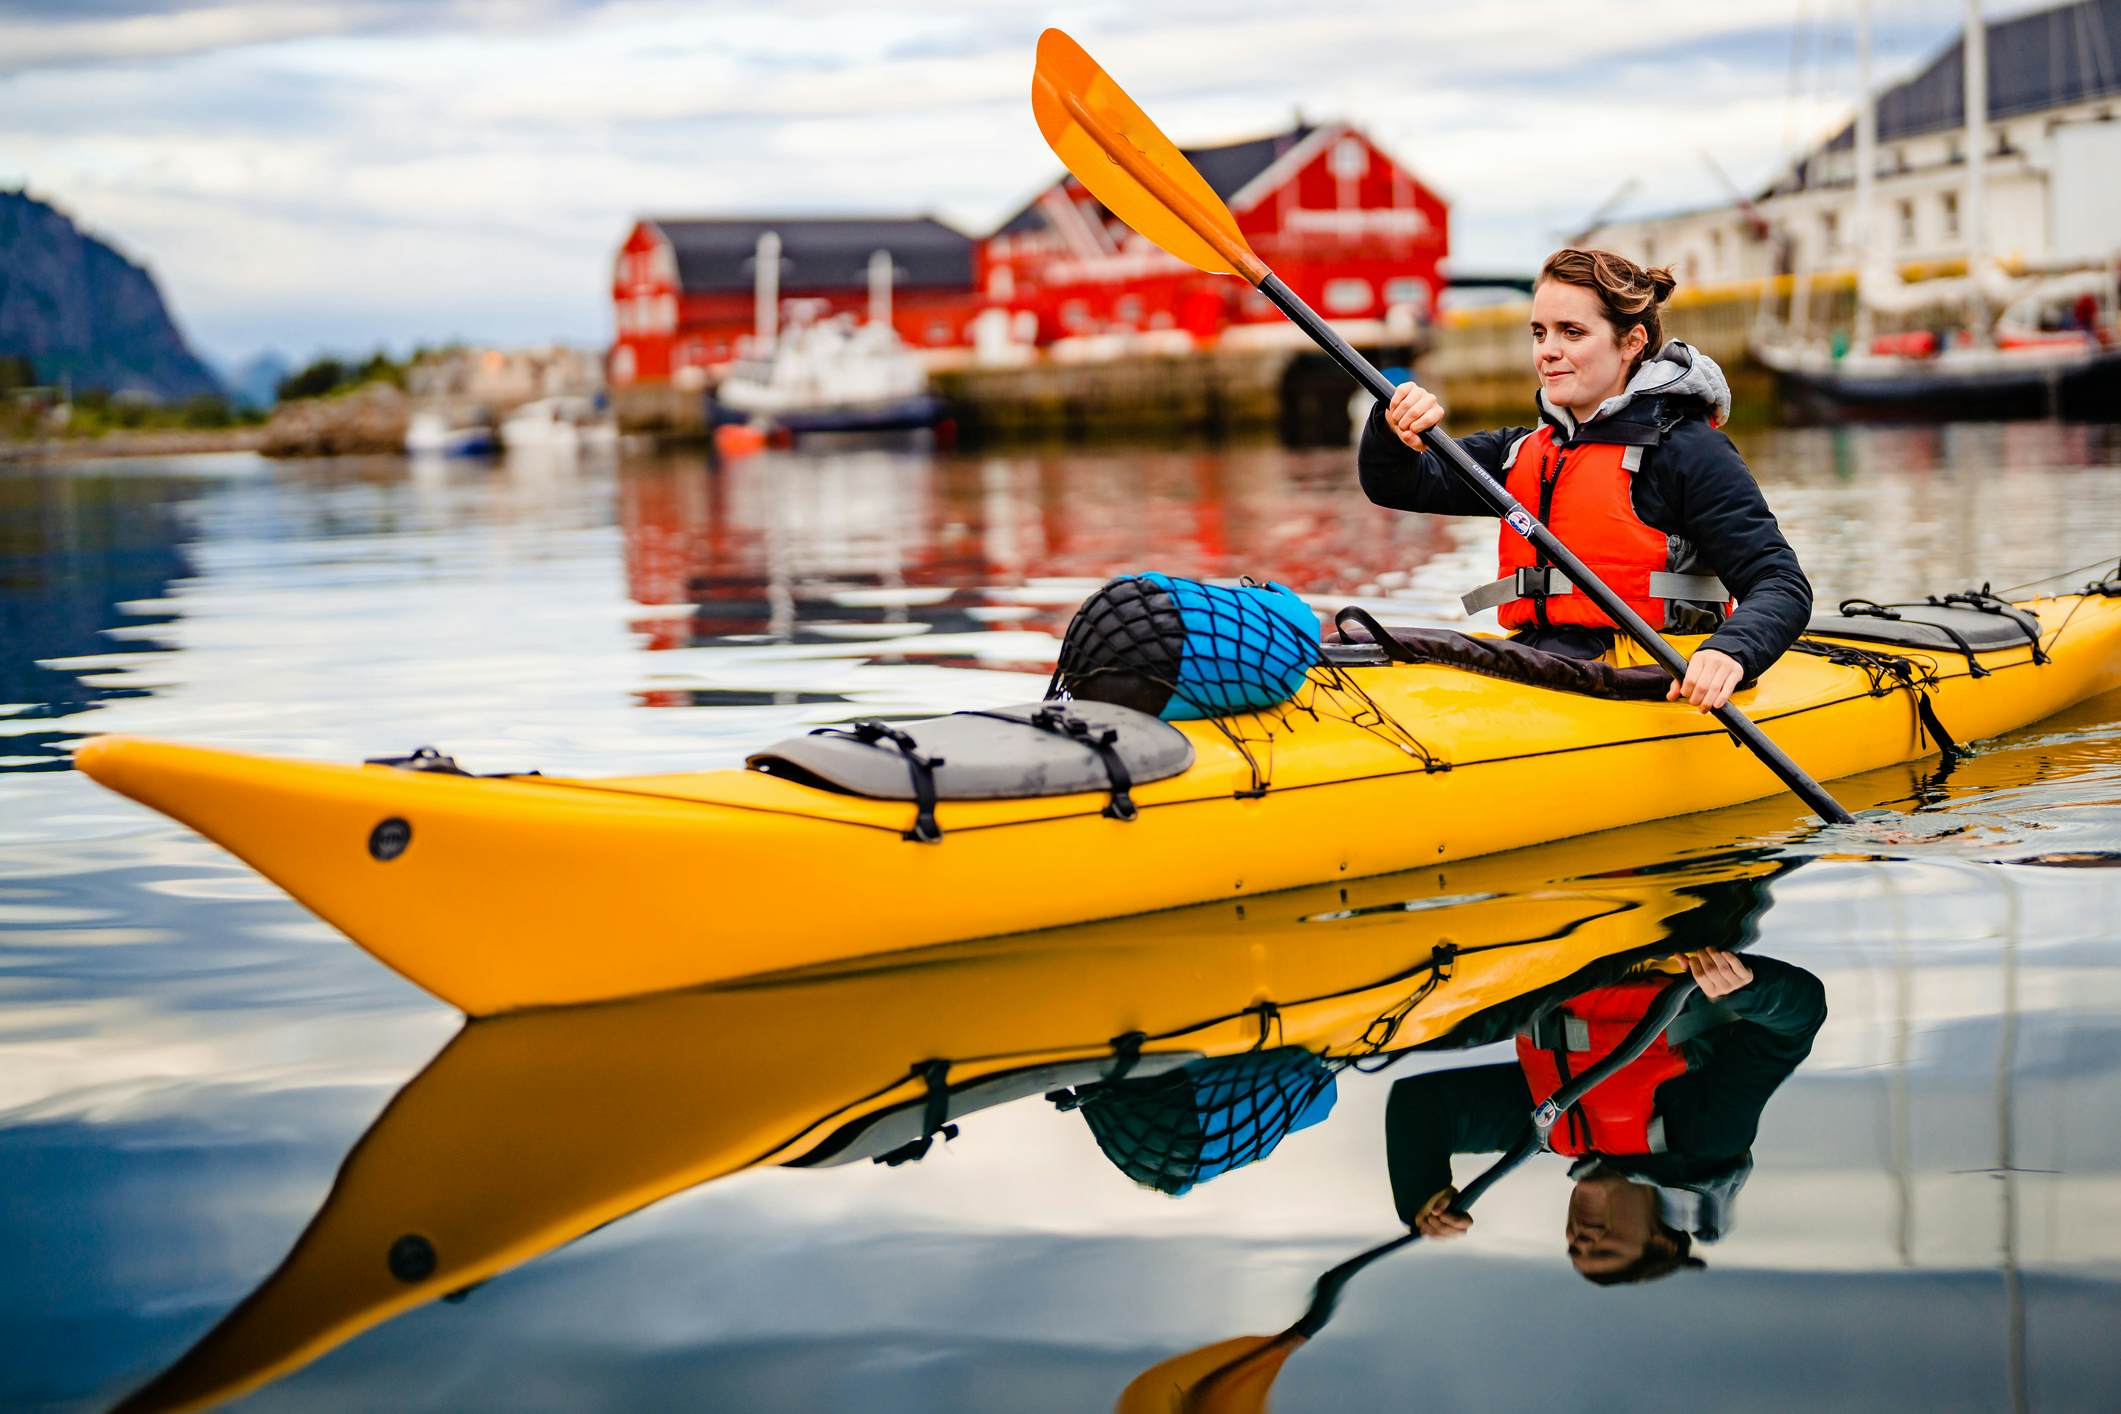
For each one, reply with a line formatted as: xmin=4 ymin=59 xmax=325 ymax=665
xmin=871 ymin=1059 xmax=960 ymax=1166
xmin=1926 ymin=588 xmax=2048 ymax=663
xmin=808 ymin=720 xmax=944 ymax=842
xmin=1787 ymin=637 xmax=1970 ymax=760
xmin=965 ymin=705 xmax=1139 ymax=821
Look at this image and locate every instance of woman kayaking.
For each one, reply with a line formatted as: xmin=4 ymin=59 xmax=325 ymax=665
xmin=1360 ymin=248 xmax=1813 ymax=712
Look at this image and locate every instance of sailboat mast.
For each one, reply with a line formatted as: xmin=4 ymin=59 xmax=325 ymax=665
xmin=868 ymin=249 xmax=893 ymax=330
xmin=1854 ymin=0 xmax=1877 ymax=348
xmin=755 ymin=230 xmax=782 ymax=354
xmin=1965 ymin=0 xmax=1990 ymax=341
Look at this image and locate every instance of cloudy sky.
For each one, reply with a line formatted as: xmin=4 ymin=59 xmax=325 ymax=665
xmin=2 ymin=0 xmax=2017 ymax=369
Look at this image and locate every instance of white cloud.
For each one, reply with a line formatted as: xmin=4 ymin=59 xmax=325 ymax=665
xmin=2 ymin=0 xmax=1978 ymax=364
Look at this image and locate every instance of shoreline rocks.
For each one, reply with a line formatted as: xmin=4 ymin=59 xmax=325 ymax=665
xmin=258 ymin=382 xmax=409 ymax=457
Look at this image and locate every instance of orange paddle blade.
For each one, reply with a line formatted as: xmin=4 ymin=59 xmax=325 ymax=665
xmin=1115 ymin=1333 xmax=1301 ymax=1414
xmin=1031 ymin=28 xmax=1265 ymax=283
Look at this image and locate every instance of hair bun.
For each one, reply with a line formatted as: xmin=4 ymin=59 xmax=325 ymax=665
xmin=1646 ymin=266 xmax=1678 ymax=303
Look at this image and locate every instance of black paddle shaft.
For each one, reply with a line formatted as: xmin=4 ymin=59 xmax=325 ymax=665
xmin=1255 ymin=274 xmax=1853 ymax=825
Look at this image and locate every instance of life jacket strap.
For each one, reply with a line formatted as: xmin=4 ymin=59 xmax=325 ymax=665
xmin=1647 ymin=571 xmax=1730 ymax=602
xmin=1462 ymin=566 xmax=1575 ymax=615
xmin=1461 ymin=569 xmax=1726 ymax=617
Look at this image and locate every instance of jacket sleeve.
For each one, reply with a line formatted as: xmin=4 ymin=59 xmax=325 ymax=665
xmin=1656 ymin=422 xmax=1814 ymax=678
xmin=1357 ymin=403 xmax=1529 ymax=518
xmin=1384 ymin=1064 xmax=1534 ymax=1226
xmin=1656 ymin=955 xmax=1827 ymax=1160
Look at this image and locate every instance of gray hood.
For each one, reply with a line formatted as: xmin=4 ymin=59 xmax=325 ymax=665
xmin=1538 ymin=339 xmax=1732 ymax=433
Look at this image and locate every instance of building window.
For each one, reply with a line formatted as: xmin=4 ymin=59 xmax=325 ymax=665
xmin=1941 ymin=190 xmax=1959 ymax=239
xmin=1382 ymin=276 xmax=1430 ymax=314
xmin=1819 ymin=210 xmax=1839 ymax=254
xmin=611 ymin=345 xmax=635 ymax=383
xmin=1061 ymin=300 xmax=1089 ymax=331
xmin=1708 ymin=228 xmax=1724 ymax=270
xmin=1115 ymin=294 xmax=1144 ymax=325
xmin=1323 ymin=278 xmax=1373 ymax=314
xmin=1897 ymin=198 xmax=1915 ymax=246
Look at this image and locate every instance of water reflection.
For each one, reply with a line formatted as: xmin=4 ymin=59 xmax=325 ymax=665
xmin=108 ymin=825 xmax=1789 ymax=1412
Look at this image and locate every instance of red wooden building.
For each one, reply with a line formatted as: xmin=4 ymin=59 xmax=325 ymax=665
xmin=610 ymin=216 xmax=978 ymax=386
xmin=981 ymin=121 xmax=1448 ymax=348
xmin=610 ymin=120 xmax=1447 ymax=385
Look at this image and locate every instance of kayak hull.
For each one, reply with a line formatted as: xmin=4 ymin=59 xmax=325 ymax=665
xmin=74 ymin=592 xmax=2121 ymax=1014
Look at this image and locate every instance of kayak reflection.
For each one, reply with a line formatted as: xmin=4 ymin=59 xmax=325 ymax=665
xmin=108 ymin=822 xmax=1789 ymax=1414
xmin=1114 ymin=864 xmax=1821 ymax=1413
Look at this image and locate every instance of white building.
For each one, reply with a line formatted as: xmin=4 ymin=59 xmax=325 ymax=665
xmin=1587 ymin=0 xmax=2121 ymax=287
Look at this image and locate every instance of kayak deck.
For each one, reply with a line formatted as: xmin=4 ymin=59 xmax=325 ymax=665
xmin=73 ymin=592 xmax=2121 ymax=1014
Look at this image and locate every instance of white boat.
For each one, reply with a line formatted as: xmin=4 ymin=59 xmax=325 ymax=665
xmin=500 ymin=395 xmax=619 ymax=452
xmin=711 ymin=316 xmax=943 ymax=434
xmin=707 ymin=235 xmax=946 ymax=436
xmin=404 ymin=411 xmax=496 ymax=458
xmin=1752 ymin=0 xmax=2121 ymax=421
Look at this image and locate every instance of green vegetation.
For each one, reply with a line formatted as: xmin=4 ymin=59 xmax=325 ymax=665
xmin=63 ymin=388 xmax=264 ymax=435
xmin=274 ymin=347 xmax=439 ymax=403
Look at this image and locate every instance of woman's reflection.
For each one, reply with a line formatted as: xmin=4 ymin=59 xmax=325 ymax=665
xmin=1389 ymin=941 xmax=1826 ymax=1284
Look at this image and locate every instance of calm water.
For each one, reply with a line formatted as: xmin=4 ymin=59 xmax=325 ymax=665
xmin=3 ymin=429 xmax=2120 ymax=1412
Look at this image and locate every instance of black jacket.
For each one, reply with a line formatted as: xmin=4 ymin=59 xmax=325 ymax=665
xmin=1357 ymin=388 xmax=1813 ymax=679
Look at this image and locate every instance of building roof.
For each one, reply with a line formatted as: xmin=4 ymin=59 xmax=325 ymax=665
xmin=993 ymin=122 xmax=1317 ymax=237
xmin=1823 ymin=0 xmax=2121 ymax=153
xmin=647 ymin=216 xmax=973 ymax=293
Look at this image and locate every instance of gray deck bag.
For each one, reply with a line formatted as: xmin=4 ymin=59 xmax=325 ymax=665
xmin=747 ymin=700 xmax=1194 ymax=842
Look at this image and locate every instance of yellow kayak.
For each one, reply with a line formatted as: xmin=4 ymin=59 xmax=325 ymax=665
xmin=74 ymin=589 xmax=2121 ymax=1015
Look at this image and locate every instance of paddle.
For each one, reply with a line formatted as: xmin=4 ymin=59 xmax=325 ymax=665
xmin=1116 ymin=975 xmax=1701 ymax=1412
xmin=1029 ymin=30 xmax=1854 ymax=827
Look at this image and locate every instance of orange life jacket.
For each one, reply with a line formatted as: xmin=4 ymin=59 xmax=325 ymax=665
xmin=1515 ymin=979 xmax=1691 ymax=1157
xmin=1462 ymin=424 xmax=1732 ymax=633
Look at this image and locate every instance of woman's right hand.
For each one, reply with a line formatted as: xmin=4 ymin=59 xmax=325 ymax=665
xmin=1413 ymin=1185 xmax=1472 ymax=1240
xmin=1384 ymin=380 xmax=1445 ymax=452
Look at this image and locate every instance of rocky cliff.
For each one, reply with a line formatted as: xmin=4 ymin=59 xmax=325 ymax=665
xmin=0 ymin=190 xmax=224 ymax=401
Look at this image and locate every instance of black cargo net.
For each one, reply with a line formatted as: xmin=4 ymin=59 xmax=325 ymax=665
xmin=1073 ymin=1046 xmax=1338 ymax=1197
xmin=1047 ymin=575 xmax=1443 ymax=793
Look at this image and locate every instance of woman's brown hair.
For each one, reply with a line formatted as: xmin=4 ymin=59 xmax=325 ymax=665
xmin=1538 ymin=248 xmax=1678 ymax=377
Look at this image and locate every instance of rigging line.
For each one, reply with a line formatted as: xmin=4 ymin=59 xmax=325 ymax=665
xmin=1988 ymin=556 xmax=2120 ymax=597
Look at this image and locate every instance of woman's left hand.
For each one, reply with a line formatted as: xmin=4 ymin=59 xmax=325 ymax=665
xmin=1667 ymin=648 xmax=1744 ymax=713
xmin=1685 ymin=947 xmax=1754 ymax=998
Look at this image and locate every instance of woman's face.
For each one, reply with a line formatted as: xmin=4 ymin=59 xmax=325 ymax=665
xmin=1530 ymin=280 xmax=1646 ymax=419
xmin=1565 ymin=1172 xmax=1662 ymax=1275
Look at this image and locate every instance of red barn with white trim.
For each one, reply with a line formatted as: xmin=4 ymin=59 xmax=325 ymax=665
xmin=610 ymin=217 xmax=977 ymax=386
xmin=979 ymin=120 xmax=1447 ymax=348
